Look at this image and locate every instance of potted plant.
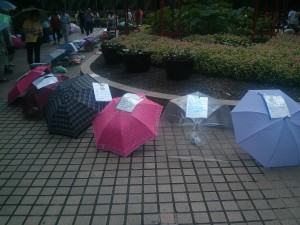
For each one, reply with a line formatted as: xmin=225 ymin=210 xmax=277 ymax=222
xmin=101 ymin=41 xmax=125 ymax=64
xmin=163 ymin=49 xmax=194 ymax=80
xmin=122 ymin=47 xmax=152 ymax=73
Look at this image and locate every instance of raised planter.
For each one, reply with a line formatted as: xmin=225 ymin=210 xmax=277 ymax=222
xmin=123 ymin=52 xmax=151 ymax=73
xmin=102 ymin=47 xmax=123 ymax=64
xmin=165 ymin=59 xmax=194 ymax=80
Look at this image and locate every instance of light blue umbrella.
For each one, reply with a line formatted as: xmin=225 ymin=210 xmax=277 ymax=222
xmin=0 ymin=0 xmax=16 ymax=11
xmin=231 ymin=90 xmax=300 ymax=168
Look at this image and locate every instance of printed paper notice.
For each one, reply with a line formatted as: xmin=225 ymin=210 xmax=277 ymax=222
xmin=116 ymin=93 xmax=143 ymax=113
xmin=186 ymin=95 xmax=208 ymax=118
xmin=93 ymin=82 xmax=112 ymax=102
xmin=32 ymin=74 xmax=58 ymax=89
xmin=262 ymin=94 xmax=290 ymax=119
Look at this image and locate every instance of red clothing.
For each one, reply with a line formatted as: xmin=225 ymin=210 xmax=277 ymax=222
xmin=50 ymin=16 xmax=61 ymax=30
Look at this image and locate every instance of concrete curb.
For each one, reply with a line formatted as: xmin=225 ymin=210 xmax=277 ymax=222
xmin=81 ymin=52 xmax=239 ymax=106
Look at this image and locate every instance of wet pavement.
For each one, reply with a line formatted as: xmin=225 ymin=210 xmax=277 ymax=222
xmin=0 ymin=32 xmax=300 ymax=225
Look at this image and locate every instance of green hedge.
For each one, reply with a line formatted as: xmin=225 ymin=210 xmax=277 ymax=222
xmin=112 ymin=32 xmax=300 ymax=86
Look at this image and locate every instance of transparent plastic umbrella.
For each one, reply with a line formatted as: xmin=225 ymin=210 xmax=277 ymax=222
xmin=162 ymin=91 xmax=233 ymax=147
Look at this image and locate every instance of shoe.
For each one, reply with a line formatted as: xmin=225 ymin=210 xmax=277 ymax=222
xmin=0 ymin=78 xmax=9 ymax=83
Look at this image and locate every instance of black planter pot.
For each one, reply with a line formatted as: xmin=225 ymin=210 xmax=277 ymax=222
xmin=123 ymin=53 xmax=151 ymax=73
xmin=102 ymin=48 xmax=123 ymax=64
xmin=165 ymin=59 xmax=194 ymax=80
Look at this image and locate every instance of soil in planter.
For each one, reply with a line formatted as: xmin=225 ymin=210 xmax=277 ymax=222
xmin=102 ymin=48 xmax=123 ymax=64
xmin=91 ymin=56 xmax=300 ymax=102
xmin=165 ymin=59 xmax=193 ymax=80
xmin=124 ymin=53 xmax=151 ymax=73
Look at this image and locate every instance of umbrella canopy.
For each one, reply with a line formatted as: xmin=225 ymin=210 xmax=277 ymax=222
xmin=92 ymin=93 xmax=163 ymax=157
xmin=0 ymin=12 xmax=10 ymax=31
xmin=162 ymin=91 xmax=233 ymax=128
xmin=70 ymin=23 xmax=80 ymax=34
xmin=23 ymin=74 xmax=68 ymax=118
xmin=231 ymin=89 xmax=300 ymax=167
xmin=13 ymin=7 xmax=47 ymax=25
xmin=0 ymin=0 xmax=16 ymax=11
xmin=44 ymin=43 xmax=77 ymax=64
xmin=7 ymin=66 xmax=50 ymax=104
xmin=44 ymin=74 xmax=108 ymax=138
xmin=11 ymin=35 xmax=24 ymax=48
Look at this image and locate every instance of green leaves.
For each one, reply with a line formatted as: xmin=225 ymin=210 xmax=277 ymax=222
xmin=113 ymin=31 xmax=300 ymax=87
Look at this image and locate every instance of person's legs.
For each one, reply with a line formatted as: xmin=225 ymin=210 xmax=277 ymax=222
xmin=90 ymin=23 xmax=94 ymax=34
xmin=80 ymin=22 xmax=85 ymax=34
xmin=0 ymin=63 xmax=7 ymax=82
xmin=26 ymin=42 xmax=34 ymax=65
xmin=64 ymin=25 xmax=69 ymax=43
xmin=61 ymin=25 xmax=69 ymax=43
xmin=85 ymin=23 xmax=90 ymax=35
xmin=53 ymin=30 xmax=57 ymax=44
xmin=33 ymin=42 xmax=40 ymax=63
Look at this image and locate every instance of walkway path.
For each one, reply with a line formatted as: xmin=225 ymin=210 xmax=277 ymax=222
xmin=0 ymin=33 xmax=300 ymax=225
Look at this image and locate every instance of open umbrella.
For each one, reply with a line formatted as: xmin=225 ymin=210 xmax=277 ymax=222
xmin=13 ymin=7 xmax=47 ymax=25
xmin=92 ymin=93 xmax=163 ymax=157
xmin=44 ymin=74 xmax=108 ymax=138
xmin=44 ymin=43 xmax=77 ymax=64
xmin=0 ymin=0 xmax=16 ymax=11
xmin=7 ymin=66 xmax=50 ymax=104
xmin=231 ymin=89 xmax=300 ymax=167
xmin=162 ymin=92 xmax=232 ymax=128
xmin=23 ymin=74 xmax=68 ymax=118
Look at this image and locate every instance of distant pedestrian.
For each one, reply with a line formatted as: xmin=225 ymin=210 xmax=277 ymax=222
xmin=60 ymin=11 xmax=71 ymax=43
xmin=78 ymin=9 xmax=85 ymax=34
xmin=41 ymin=17 xmax=50 ymax=43
xmin=22 ymin=10 xmax=42 ymax=65
xmin=288 ymin=7 xmax=298 ymax=29
xmin=50 ymin=12 xmax=61 ymax=45
xmin=127 ymin=9 xmax=132 ymax=20
xmin=0 ymin=29 xmax=12 ymax=82
xmin=75 ymin=11 xmax=79 ymax=24
xmin=106 ymin=11 xmax=116 ymax=32
xmin=85 ymin=8 xmax=94 ymax=35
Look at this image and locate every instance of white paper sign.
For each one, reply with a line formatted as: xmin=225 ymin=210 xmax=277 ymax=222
xmin=32 ymin=74 xmax=58 ymax=89
xmin=92 ymin=82 xmax=112 ymax=102
xmin=186 ymin=95 xmax=208 ymax=118
xmin=262 ymin=94 xmax=290 ymax=119
xmin=116 ymin=93 xmax=143 ymax=113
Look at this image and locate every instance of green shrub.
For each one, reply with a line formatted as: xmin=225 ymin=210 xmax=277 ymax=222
xmin=146 ymin=3 xmax=254 ymax=36
xmin=113 ymin=31 xmax=300 ymax=86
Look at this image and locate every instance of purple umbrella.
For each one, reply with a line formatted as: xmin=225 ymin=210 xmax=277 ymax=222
xmin=231 ymin=90 xmax=300 ymax=167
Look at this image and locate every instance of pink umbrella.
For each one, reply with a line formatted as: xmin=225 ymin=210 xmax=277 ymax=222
xmin=7 ymin=66 xmax=50 ymax=104
xmin=23 ymin=74 xmax=68 ymax=118
xmin=92 ymin=93 xmax=163 ymax=157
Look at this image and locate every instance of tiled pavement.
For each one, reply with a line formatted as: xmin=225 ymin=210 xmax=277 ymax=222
xmin=1 ymin=33 xmax=300 ymax=225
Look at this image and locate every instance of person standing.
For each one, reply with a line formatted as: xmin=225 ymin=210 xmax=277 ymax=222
xmin=106 ymin=11 xmax=116 ymax=32
xmin=127 ymin=9 xmax=132 ymax=21
xmin=22 ymin=10 xmax=42 ymax=65
xmin=75 ymin=11 xmax=79 ymax=24
xmin=85 ymin=8 xmax=95 ymax=35
xmin=78 ymin=9 xmax=85 ymax=34
xmin=60 ymin=11 xmax=70 ymax=43
xmin=50 ymin=12 xmax=61 ymax=45
xmin=288 ymin=7 xmax=298 ymax=29
xmin=0 ymin=28 xmax=12 ymax=82
xmin=41 ymin=17 xmax=50 ymax=43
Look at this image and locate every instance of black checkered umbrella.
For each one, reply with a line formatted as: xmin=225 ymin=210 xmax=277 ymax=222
xmin=44 ymin=74 xmax=108 ymax=138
